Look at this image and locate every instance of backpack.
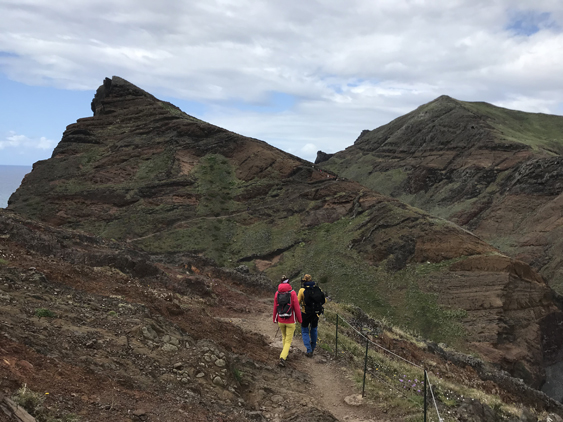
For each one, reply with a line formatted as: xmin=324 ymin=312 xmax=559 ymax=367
xmin=304 ymin=285 xmax=325 ymax=315
xmin=277 ymin=290 xmax=294 ymax=318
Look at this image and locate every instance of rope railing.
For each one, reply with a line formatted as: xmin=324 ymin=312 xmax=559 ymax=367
xmin=334 ymin=313 xmax=443 ymax=422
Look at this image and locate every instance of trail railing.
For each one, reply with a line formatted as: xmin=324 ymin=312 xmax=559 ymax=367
xmin=333 ymin=313 xmax=443 ymax=422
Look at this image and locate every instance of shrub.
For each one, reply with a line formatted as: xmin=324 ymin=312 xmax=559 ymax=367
xmin=232 ymin=368 xmax=243 ymax=383
xmin=12 ymin=384 xmax=80 ymax=422
xmin=35 ymin=308 xmax=56 ymax=318
xmin=12 ymin=384 xmax=45 ymax=417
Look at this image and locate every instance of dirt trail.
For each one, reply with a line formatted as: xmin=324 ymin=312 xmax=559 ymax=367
xmin=219 ymin=298 xmax=384 ymax=422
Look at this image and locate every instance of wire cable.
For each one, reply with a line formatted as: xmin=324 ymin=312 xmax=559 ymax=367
xmin=336 ymin=313 xmax=442 ymax=421
xmin=426 ymin=373 xmax=443 ymax=422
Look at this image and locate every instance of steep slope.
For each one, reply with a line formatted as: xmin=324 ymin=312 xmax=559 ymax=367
xmin=7 ymin=77 xmax=563 ymax=386
xmin=321 ymin=96 xmax=563 ymax=293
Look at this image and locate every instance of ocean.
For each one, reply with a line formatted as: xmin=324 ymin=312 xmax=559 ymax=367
xmin=0 ymin=165 xmax=32 ymax=208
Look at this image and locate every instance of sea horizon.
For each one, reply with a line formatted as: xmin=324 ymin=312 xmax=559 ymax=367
xmin=0 ymin=164 xmax=32 ymax=208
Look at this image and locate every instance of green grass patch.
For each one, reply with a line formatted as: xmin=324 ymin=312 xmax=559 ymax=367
xmin=323 ymin=155 xmax=407 ymax=197
xmin=194 ymin=153 xmax=240 ymax=216
xmin=35 ymin=308 xmax=56 ymax=318
xmin=135 ymin=149 xmax=174 ymax=181
xmin=141 ymin=218 xmax=239 ymax=264
xmin=232 ymin=367 xmax=243 ymax=383
xmin=315 ymin=301 xmax=522 ymax=422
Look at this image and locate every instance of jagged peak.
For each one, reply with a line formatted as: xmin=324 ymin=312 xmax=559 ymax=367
xmin=314 ymin=150 xmax=335 ymax=164
xmin=91 ymin=76 xmax=158 ymax=116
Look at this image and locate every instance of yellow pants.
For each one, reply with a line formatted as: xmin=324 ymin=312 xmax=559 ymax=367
xmin=278 ymin=322 xmax=296 ymax=360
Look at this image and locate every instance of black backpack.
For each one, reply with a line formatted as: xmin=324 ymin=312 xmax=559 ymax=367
xmin=304 ymin=285 xmax=325 ymax=315
xmin=277 ymin=290 xmax=293 ymax=318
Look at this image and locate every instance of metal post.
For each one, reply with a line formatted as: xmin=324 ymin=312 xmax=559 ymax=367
xmin=424 ymin=369 xmax=427 ymax=422
xmin=335 ymin=314 xmax=339 ymax=359
xmin=362 ymin=336 xmax=369 ymax=397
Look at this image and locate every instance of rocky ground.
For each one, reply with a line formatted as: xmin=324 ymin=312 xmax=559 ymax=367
xmin=0 ymin=209 xmax=390 ymax=422
xmin=2 ymin=210 xmax=563 ymax=422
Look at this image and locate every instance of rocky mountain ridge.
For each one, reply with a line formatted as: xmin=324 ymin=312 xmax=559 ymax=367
xmin=321 ymin=95 xmax=563 ymax=294
xmin=6 ymin=77 xmax=563 ymax=390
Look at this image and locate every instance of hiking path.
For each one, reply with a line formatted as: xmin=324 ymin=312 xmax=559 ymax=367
xmin=218 ymin=296 xmax=387 ymax=422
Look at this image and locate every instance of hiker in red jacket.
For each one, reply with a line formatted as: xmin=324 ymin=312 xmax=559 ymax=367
xmin=273 ymin=276 xmax=302 ymax=367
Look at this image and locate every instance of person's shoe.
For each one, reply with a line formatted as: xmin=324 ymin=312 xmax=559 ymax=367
xmin=305 ymin=351 xmax=313 ymax=358
xmin=278 ymin=358 xmax=286 ymax=367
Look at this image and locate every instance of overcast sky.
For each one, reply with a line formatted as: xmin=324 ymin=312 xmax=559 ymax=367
xmin=1 ymin=0 xmax=563 ymax=166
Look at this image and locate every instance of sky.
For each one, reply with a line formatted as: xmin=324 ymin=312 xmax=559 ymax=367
xmin=1 ymin=0 xmax=563 ymax=166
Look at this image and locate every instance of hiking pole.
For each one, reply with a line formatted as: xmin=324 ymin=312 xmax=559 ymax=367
xmin=274 ymin=326 xmax=280 ymax=339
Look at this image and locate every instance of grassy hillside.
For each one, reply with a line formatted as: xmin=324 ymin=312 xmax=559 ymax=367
xmin=461 ymin=100 xmax=563 ymax=154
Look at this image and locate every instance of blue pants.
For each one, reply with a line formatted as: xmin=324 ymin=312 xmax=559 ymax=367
xmin=301 ymin=326 xmax=318 ymax=353
xmin=301 ymin=312 xmax=319 ymax=353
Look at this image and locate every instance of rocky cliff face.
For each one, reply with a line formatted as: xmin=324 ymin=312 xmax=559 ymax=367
xmin=7 ymin=77 xmax=563 ymax=387
xmin=322 ymin=95 xmax=563 ymax=294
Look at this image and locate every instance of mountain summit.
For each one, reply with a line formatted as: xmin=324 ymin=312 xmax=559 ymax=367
xmin=8 ymin=77 xmax=563 ymax=386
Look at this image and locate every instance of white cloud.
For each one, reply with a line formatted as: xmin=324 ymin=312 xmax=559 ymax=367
xmin=37 ymin=136 xmax=56 ymax=150
xmin=1 ymin=0 xmax=563 ymax=162
xmin=3 ymin=133 xmax=27 ymax=148
xmin=1 ymin=131 xmax=56 ymax=151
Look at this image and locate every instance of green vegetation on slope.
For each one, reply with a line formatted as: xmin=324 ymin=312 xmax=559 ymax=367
xmin=462 ymin=100 xmax=563 ymax=153
xmin=264 ymin=216 xmax=468 ymax=346
xmin=132 ymin=163 xmax=468 ymax=346
xmin=195 ymin=154 xmax=241 ymax=216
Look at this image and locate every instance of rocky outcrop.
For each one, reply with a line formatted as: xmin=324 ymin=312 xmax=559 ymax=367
xmin=7 ymin=78 xmax=563 ymax=386
xmin=314 ymin=151 xmax=334 ymax=164
xmin=0 ymin=396 xmax=36 ymax=422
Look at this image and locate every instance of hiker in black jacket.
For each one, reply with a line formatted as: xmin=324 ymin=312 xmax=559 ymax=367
xmin=297 ymin=274 xmax=326 ymax=357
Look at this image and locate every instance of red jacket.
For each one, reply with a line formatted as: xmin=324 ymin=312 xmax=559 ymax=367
xmin=273 ymin=283 xmax=302 ymax=324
